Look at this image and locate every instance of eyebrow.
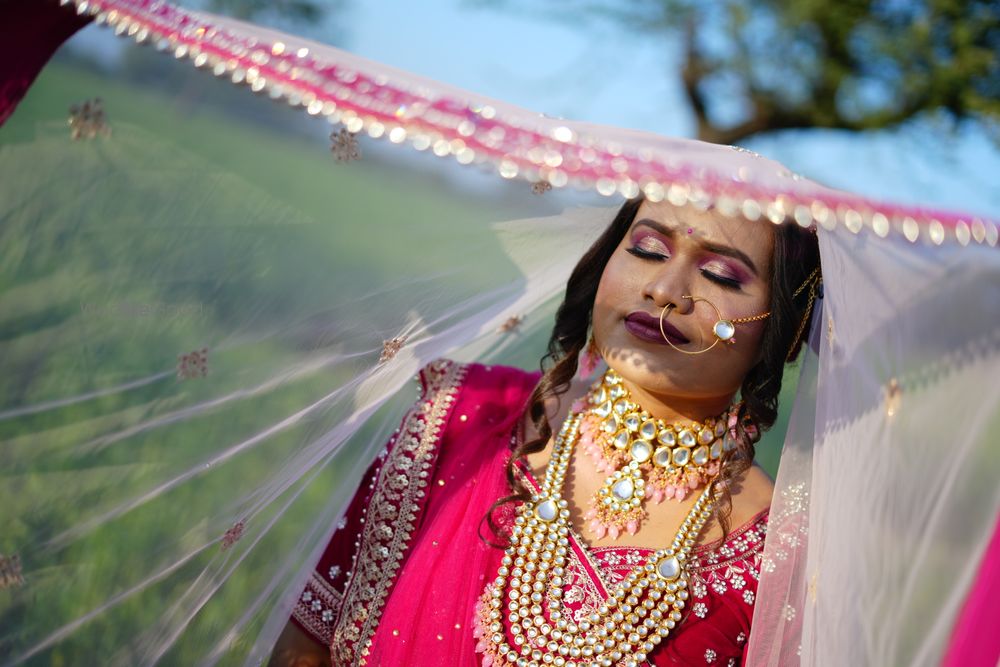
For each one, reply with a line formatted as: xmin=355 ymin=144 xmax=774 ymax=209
xmin=633 ymin=218 xmax=760 ymax=277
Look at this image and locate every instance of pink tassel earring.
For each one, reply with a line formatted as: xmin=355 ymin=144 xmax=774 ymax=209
xmin=578 ymin=336 xmax=602 ymax=378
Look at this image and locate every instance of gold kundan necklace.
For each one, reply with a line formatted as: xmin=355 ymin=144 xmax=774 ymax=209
xmin=478 ymin=395 xmax=722 ymax=667
xmin=578 ymin=370 xmax=738 ymax=540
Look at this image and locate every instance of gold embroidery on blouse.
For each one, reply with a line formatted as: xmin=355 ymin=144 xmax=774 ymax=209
xmin=688 ymin=512 xmax=769 ymax=574
xmin=331 ymin=358 xmax=467 ymax=666
xmin=293 ymin=571 xmax=345 ymax=644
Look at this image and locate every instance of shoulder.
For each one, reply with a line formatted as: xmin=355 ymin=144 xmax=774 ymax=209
xmin=660 ymin=505 xmax=769 ymax=662
xmin=690 ymin=507 xmax=769 ymax=572
xmin=413 ymin=358 xmax=470 ymax=398
xmin=691 ymin=463 xmax=773 ymax=551
xmin=729 ymin=464 xmax=774 ymax=532
xmin=415 ymin=358 xmax=539 ymax=405
xmin=689 ymin=466 xmax=772 ymax=573
xmin=413 ymin=359 xmax=540 ymax=434
xmin=685 ymin=506 xmax=769 ymax=619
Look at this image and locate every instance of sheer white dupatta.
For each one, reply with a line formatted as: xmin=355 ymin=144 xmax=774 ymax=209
xmin=748 ymin=223 xmax=1000 ymax=665
xmin=1 ymin=1 xmax=998 ymax=665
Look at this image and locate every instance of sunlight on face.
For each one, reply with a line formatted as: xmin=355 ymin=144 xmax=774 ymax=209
xmin=592 ymin=200 xmax=774 ymax=412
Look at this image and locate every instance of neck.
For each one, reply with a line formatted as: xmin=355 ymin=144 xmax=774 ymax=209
xmin=619 ymin=378 xmax=735 ymax=424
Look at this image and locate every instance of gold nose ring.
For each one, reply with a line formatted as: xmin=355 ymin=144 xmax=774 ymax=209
xmin=659 ymin=296 xmax=770 ymax=355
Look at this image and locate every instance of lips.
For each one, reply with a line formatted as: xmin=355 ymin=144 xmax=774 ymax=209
xmin=624 ymin=311 xmax=690 ymax=346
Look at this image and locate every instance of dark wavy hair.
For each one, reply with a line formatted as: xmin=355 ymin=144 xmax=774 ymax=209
xmin=485 ymin=196 xmax=821 ymax=544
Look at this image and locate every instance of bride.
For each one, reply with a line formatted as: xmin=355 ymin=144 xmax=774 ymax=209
xmin=1 ymin=1 xmax=997 ymax=666
xmin=268 ymin=195 xmax=819 ymax=665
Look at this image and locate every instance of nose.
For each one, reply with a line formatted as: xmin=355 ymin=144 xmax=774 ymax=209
xmin=643 ymin=267 xmax=694 ymax=315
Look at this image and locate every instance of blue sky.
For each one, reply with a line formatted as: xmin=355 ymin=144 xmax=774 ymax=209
xmin=69 ymin=0 xmax=1000 ymax=218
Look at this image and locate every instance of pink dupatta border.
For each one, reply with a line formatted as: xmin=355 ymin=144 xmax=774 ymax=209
xmin=31 ymin=0 xmax=1000 ymax=243
xmin=941 ymin=514 xmax=1000 ymax=666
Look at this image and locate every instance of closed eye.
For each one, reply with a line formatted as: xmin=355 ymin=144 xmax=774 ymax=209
xmin=627 ymin=233 xmax=671 ymax=260
xmin=701 ymin=270 xmax=742 ymax=290
xmin=627 ymin=246 xmax=668 ymax=261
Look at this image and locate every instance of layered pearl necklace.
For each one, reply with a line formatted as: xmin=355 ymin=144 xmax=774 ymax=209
xmin=481 ymin=409 xmax=718 ymax=667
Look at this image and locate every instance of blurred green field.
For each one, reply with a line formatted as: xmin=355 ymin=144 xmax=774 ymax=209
xmin=0 ymin=56 xmax=795 ymax=665
xmin=0 ymin=55 xmax=543 ymax=666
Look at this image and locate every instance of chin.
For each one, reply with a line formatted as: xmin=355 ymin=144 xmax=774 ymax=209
xmin=602 ymin=352 xmax=679 ymax=393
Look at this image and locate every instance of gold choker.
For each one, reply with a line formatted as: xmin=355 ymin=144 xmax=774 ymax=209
xmin=579 ymin=370 xmax=741 ymax=539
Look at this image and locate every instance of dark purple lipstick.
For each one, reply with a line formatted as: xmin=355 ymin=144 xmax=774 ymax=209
xmin=624 ymin=311 xmax=690 ymax=346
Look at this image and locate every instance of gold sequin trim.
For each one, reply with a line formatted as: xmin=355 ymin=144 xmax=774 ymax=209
xmin=293 ymin=571 xmax=345 ymax=645
xmin=331 ymin=358 xmax=467 ymax=666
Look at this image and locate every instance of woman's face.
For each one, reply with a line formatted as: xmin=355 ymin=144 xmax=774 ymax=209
xmin=592 ymin=199 xmax=774 ymax=410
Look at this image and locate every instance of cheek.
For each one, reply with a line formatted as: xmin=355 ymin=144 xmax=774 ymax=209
xmin=590 ymin=273 xmax=615 ymax=339
xmin=591 ymin=255 xmax=631 ymax=337
xmin=731 ymin=319 xmax=768 ymax=366
xmin=595 ymin=248 xmax=638 ymax=301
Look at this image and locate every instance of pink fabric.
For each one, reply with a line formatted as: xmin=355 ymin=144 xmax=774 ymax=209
xmin=293 ymin=360 xmax=770 ymax=665
xmin=362 ymin=362 xmax=535 ymax=666
xmin=0 ymin=0 xmax=92 ymax=127
xmin=942 ymin=514 xmax=1000 ymax=667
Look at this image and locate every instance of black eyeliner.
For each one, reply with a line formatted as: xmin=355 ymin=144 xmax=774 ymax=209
xmin=702 ymin=270 xmax=742 ymax=290
xmin=629 ymin=245 xmax=743 ymax=290
xmin=626 ymin=246 xmax=667 ymax=261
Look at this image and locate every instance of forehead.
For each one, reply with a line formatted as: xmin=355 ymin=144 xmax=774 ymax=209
xmin=634 ymin=199 xmax=774 ymax=269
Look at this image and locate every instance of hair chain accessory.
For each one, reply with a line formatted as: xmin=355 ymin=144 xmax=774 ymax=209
xmin=786 ymin=266 xmax=823 ymax=361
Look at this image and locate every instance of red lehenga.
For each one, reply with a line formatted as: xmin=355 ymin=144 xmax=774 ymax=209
xmin=290 ymin=359 xmax=769 ymax=666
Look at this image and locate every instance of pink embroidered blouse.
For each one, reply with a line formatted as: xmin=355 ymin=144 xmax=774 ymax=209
xmin=290 ymin=360 xmax=768 ymax=666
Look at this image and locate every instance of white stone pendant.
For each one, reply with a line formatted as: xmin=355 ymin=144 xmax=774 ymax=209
xmin=713 ymin=319 xmax=736 ymax=341
xmin=591 ymin=464 xmax=647 ymax=537
xmin=656 ymin=554 xmax=681 ymax=580
xmin=534 ymin=498 xmax=558 ymax=522
xmin=600 ymin=465 xmax=645 ymax=511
